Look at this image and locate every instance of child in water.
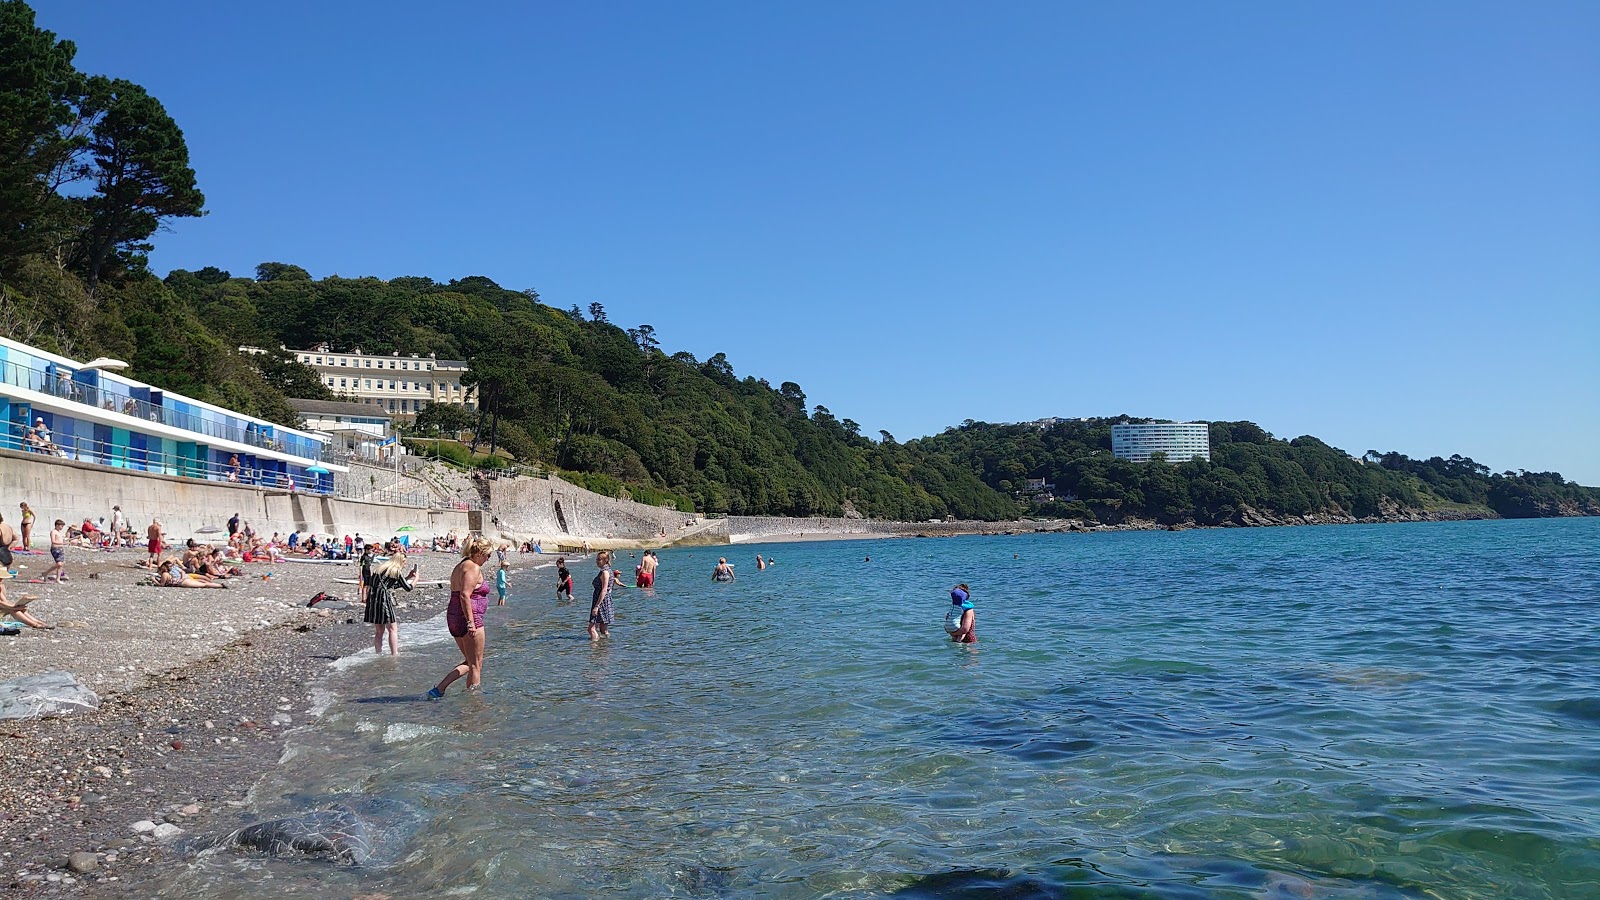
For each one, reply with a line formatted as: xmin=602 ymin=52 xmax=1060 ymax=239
xmin=944 ymin=584 xmax=977 ymax=644
xmin=496 ymin=562 xmax=508 ymax=606
xmin=555 ymin=558 xmax=573 ymax=602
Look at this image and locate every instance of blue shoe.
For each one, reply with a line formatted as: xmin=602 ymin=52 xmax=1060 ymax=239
xmin=426 ymin=687 xmax=444 ymax=700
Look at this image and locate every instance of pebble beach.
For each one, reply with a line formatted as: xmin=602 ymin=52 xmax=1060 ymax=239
xmin=0 ymin=544 xmax=474 ymax=895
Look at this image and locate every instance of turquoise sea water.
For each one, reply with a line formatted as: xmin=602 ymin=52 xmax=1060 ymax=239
xmin=159 ymin=518 xmax=1600 ymax=898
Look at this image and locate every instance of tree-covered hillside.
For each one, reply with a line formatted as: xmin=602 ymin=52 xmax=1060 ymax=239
xmin=912 ymin=418 xmax=1600 ymax=524
xmin=164 ymin=265 xmax=1021 ymax=520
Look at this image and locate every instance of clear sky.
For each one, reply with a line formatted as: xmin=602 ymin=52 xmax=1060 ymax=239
xmin=37 ymin=1 xmax=1600 ymax=483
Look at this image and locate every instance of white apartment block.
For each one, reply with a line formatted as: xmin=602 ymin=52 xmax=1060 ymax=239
xmin=1111 ymin=422 xmax=1211 ymax=463
xmin=292 ymin=344 xmax=474 ymax=420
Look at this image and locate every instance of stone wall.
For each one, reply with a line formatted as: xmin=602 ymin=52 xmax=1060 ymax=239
xmin=483 ymin=474 xmax=697 ymax=544
xmin=725 ymin=515 xmax=1030 ymax=541
xmin=0 ymin=448 xmax=470 ymax=541
xmin=726 ymin=516 xmax=906 ymax=540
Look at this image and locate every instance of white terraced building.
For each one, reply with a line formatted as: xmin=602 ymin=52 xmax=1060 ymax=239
xmin=289 ymin=344 xmax=474 ymax=421
xmin=1111 ymin=422 xmax=1212 ymax=463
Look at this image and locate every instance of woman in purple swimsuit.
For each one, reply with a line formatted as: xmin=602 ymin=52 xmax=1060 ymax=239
xmin=429 ymin=537 xmax=494 ymax=698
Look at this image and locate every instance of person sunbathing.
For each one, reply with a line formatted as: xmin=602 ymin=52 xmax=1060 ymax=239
xmin=158 ymin=559 xmax=225 ymax=589
xmin=0 ymin=581 xmax=51 ymax=629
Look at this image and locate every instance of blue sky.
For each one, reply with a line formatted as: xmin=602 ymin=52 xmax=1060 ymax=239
xmin=37 ymin=1 xmax=1600 ymax=483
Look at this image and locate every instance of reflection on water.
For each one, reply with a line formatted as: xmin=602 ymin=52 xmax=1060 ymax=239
xmin=159 ymin=520 xmax=1600 ymax=898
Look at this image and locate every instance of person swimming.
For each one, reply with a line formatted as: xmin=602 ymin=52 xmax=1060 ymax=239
xmin=944 ymin=584 xmax=976 ymax=643
xmin=712 ymin=558 xmax=735 ymax=582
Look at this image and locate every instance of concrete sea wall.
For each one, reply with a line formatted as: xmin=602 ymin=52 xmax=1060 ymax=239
xmin=2 ymin=449 xmax=1008 ymax=551
xmin=726 ymin=516 xmax=904 ymax=541
xmin=482 ymin=474 xmax=699 ymax=544
xmin=0 ymin=449 xmax=470 ymax=541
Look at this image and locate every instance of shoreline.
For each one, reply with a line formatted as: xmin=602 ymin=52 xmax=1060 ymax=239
xmin=724 ymin=505 xmax=1515 ymax=545
xmin=0 ymin=549 xmax=546 ymax=896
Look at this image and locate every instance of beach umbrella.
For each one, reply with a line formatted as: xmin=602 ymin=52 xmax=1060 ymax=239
xmin=305 ymin=464 xmax=330 ymax=474
xmin=396 ymin=525 xmax=416 ymax=532
xmin=79 ymin=357 xmax=130 ymax=371
xmin=195 ymin=525 xmax=223 ymax=534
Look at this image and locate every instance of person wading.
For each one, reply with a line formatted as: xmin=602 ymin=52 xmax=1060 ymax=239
xmin=429 ymin=537 xmax=494 ymax=698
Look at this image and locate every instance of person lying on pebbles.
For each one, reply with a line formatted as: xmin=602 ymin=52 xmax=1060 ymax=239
xmin=156 ymin=558 xmax=227 ymax=589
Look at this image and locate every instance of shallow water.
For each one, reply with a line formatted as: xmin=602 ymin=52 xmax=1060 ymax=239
xmin=158 ymin=518 xmax=1600 ymax=898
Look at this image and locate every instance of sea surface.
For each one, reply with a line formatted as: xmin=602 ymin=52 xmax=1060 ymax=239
xmin=157 ymin=518 xmax=1600 ymax=898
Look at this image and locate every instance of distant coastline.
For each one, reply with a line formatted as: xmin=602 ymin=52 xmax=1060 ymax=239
xmin=717 ymin=503 xmax=1594 ymax=545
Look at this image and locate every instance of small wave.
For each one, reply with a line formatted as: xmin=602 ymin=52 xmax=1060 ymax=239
xmin=1542 ymin=697 xmax=1600 ymax=723
xmin=383 ymin=722 xmax=448 ymax=744
xmin=328 ymin=612 xmax=452 ymax=673
xmin=306 ymin=687 xmax=339 ymax=718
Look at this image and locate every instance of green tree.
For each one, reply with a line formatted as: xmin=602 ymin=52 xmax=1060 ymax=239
xmin=255 ymin=261 xmax=310 ymax=282
xmin=414 ymin=401 xmax=476 ymax=437
xmin=247 ymin=348 xmax=332 ymax=400
xmin=70 ymin=76 xmax=205 ymax=290
xmin=0 ymin=0 xmax=83 ymax=273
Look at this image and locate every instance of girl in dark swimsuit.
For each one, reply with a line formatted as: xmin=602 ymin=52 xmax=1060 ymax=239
xmin=556 ymin=559 xmax=573 ymax=602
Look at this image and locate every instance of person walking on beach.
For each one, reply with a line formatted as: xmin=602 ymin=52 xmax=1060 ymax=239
xmin=146 ymin=519 xmax=163 ymax=567
xmin=944 ymin=584 xmax=977 ymax=644
xmin=364 ymin=552 xmax=416 ymax=656
xmin=18 ymin=502 xmax=35 ymax=551
xmin=429 ymin=537 xmax=493 ymax=698
xmin=44 ymin=520 xmax=68 ymax=583
xmin=712 ymin=558 xmax=735 ymax=582
xmin=109 ymin=505 xmax=125 ymax=546
xmin=227 ymin=512 xmax=240 ymax=538
xmin=588 ymin=550 xmax=615 ymax=641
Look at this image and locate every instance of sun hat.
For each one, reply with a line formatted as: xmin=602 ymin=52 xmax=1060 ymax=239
xmin=951 ymin=587 xmax=969 ymax=604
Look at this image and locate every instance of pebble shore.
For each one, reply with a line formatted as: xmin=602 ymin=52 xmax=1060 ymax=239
xmin=0 ymin=545 xmax=451 ymax=896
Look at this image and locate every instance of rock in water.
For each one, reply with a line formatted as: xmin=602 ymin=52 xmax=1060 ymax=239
xmin=233 ymin=808 xmax=373 ymax=865
xmin=0 ymin=671 xmax=99 ymax=719
xmin=190 ymin=797 xmax=426 ymax=868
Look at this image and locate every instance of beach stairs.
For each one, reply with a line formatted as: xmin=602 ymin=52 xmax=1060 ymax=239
xmin=335 ymin=461 xmax=422 ymax=502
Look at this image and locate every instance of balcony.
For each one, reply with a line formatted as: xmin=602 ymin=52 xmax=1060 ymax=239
xmin=1 ymin=356 xmax=330 ymax=463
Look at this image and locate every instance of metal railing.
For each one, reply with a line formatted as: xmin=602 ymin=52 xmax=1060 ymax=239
xmin=1 ymin=356 xmax=330 ymax=462
xmin=3 ymin=422 xmax=332 ymax=493
xmin=3 ymin=422 xmax=484 ymax=511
